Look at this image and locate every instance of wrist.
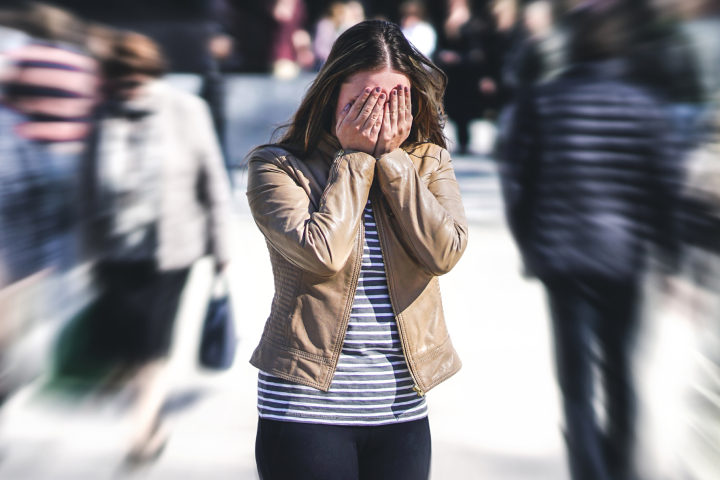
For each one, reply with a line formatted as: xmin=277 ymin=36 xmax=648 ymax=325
xmin=374 ymin=146 xmax=402 ymax=160
xmin=341 ymin=145 xmax=374 ymax=156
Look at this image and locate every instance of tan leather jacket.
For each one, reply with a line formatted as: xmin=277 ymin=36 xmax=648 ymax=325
xmin=246 ymin=136 xmax=468 ymax=395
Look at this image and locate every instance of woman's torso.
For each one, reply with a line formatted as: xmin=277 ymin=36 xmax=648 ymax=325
xmin=247 ymin=140 xmax=465 ymax=395
xmin=257 ymin=200 xmax=428 ymax=425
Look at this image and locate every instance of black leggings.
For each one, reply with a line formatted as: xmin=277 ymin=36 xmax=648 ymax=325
xmin=255 ymin=417 xmax=431 ymax=480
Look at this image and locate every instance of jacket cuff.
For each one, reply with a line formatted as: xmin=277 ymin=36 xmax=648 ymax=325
xmin=341 ymin=149 xmax=376 ymax=163
xmin=376 ymin=148 xmax=412 ymax=178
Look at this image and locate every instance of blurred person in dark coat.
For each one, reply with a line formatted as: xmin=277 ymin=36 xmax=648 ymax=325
xmin=485 ymin=0 xmax=522 ymax=112
xmin=82 ymin=32 xmax=232 ymax=463
xmin=435 ymin=0 xmax=497 ymax=154
xmin=500 ymin=2 xmax=679 ymax=479
xmin=503 ymin=0 xmax=567 ymax=95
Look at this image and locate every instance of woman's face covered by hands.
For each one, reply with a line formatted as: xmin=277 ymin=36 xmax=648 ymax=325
xmin=334 ymin=69 xmax=412 ymax=157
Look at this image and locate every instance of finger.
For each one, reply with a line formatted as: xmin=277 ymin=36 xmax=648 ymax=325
xmin=363 ymin=90 xmax=386 ymax=130
xmin=371 ymin=102 xmax=392 ymax=138
xmin=358 ymin=86 xmax=382 ymax=125
xmin=398 ymin=86 xmax=406 ymax=126
xmin=379 ymin=101 xmax=390 ymax=134
xmin=373 ymin=102 xmax=390 ymax=157
xmin=336 ymin=102 xmax=351 ymax=131
xmin=404 ymin=86 xmax=412 ymax=117
xmin=390 ymin=86 xmax=399 ymax=131
xmin=350 ymin=87 xmax=373 ymax=121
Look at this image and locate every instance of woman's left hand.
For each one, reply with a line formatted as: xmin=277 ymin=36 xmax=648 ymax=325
xmin=373 ymin=85 xmax=412 ymax=158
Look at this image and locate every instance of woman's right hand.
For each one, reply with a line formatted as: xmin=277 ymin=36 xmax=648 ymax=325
xmin=335 ymin=86 xmax=387 ymax=155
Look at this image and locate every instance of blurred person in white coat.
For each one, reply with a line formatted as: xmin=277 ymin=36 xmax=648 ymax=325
xmin=82 ymin=31 xmax=233 ymax=464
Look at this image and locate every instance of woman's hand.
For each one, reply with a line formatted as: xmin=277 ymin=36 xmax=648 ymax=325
xmin=373 ymin=85 xmax=412 ymax=158
xmin=335 ymin=86 xmax=386 ymax=155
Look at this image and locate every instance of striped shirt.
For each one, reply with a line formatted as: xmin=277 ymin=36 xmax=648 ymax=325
xmin=257 ymin=200 xmax=427 ymax=425
xmin=3 ymin=43 xmax=97 ymax=141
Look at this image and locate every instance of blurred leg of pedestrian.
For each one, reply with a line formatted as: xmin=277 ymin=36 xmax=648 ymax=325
xmin=126 ymin=358 xmax=171 ymax=462
xmin=545 ymin=277 xmax=640 ymax=480
xmin=89 ymin=261 xmax=189 ymax=462
xmin=595 ymin=279 xmax=640 ymax=480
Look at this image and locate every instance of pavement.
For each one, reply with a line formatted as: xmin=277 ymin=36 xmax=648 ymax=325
xmin=0 ymin=74 xmax=700 ymax=480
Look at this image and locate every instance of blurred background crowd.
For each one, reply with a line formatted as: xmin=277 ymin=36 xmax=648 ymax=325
xmin=1 ymin=0 xmax=720 ymax=479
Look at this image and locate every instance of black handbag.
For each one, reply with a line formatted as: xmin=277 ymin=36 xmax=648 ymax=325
xmin=199 ymin=273 xmax=237 ymax=370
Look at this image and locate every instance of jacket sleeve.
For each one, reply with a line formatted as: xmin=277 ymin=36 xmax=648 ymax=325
xmin=246 ymin=148 xmax=376 ymax=277
xmin=194 ymin=99 xmax=234 ymax=266
xmin=375 ymin=147 xmax=468 ymax=276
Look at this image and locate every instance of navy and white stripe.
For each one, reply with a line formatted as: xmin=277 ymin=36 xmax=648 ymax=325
xmin=257 ymin=200 xmax=427 ymax=425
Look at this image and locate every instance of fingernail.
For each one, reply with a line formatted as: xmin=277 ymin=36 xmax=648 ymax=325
xmin=380 ymin=93 xmax=386 ymax=100
xmin=343 ymin=103 xmax=350 ymax=111
xmin=393 ymin=89 xmax=397 ymax=95
xmin=375 ymin=86 xmax=381 ymax=92
xmin=365 ymin=87 xmax=372 ymax=93
xmin=404 ymin=86 xmax=409 ymax=93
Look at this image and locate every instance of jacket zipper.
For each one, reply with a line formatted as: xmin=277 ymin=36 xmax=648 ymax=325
xmin=371 ymin=190 xmax=425 ymax=397
xmin=319 ymin=149 xmax=344 ymax=208
xmin=327 ymin=219 xmax=364 ymax=387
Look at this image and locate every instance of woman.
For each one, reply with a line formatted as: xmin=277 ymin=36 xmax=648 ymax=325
xmin=247 ymin=20 xmax=468 ymax=480
xmin=83 ymin=32 xmax=232 ymax=463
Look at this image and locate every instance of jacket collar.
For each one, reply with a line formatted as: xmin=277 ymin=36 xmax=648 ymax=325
xmin=308 ymin=131 xmax=342 ymax=166
xmin=317 ymin=131 xmax=342 ymax=155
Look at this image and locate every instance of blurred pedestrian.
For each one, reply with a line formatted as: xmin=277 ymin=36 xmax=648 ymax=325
xmin=270 ymin=0 xmax=311 ymax=78
xmin=485 ymin=0 xmax=521 ymax=111
xmin=246 ymin=20 xmax=467 ymax=480
xmin=435 ymin=0 xmax=496 ymax=154
xmin=400 ymin=0 xmax=436 ymax=58
xmin=50 ymin=0 xmax=232 ymax=169
xmin=500 ymin=2 xmax=680 ymax=480
xmin=0 ymin=2 xmax=98 ymax=142
xmin=314 ymin=2 xmax=348 ymax=68
xmin=83 ymin=32 xmax=233 ymax=464
xmin=345 ymin=1 xmax=366 ymax=27
xmin=0 ymin=2 xmax=100 ymax=401
xmin=507 ymin=0 xmax=566 ymax=93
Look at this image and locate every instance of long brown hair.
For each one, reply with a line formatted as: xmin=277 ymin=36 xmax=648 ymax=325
xmin=275 ymin=20 xmax=447 ymax=156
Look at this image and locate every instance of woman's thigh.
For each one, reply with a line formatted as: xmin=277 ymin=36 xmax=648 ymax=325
xmin=255 ymin=418 xmax=360 ymax=480
xmin=358 ymin=417 xmax=431 ymax=480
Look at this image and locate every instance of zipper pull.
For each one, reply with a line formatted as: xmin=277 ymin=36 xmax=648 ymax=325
xmin=412 ymin=385 xmax=425 ymax=397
